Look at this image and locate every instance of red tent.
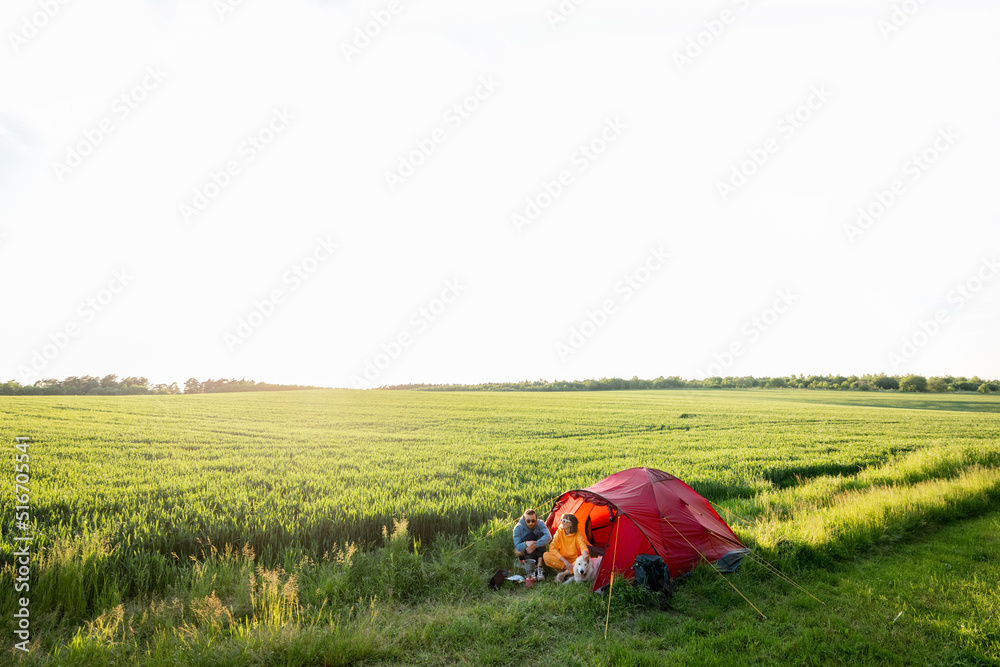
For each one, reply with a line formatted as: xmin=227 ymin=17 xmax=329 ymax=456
xmin=544 ymin=467 xmax=748 ymax=590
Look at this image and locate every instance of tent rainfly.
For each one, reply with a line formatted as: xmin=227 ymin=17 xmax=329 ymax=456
xmin=544 ymin=467 xmax=749 ymax=591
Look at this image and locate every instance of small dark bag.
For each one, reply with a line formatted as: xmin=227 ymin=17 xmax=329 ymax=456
xmin=488 ymin=569 xmax=510 ymax=590
xmin=633 ymin=554 xmax=673 ymax=599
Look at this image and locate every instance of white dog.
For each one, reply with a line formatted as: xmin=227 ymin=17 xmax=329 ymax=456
xmin=558 ymin=554 xmax=602 ymax=584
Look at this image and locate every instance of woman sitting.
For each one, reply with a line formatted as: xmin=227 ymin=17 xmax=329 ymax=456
xmin=543 ymin=514 xmax=589 ymax=574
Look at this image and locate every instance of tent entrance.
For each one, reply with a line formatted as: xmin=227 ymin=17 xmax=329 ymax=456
xmin=549 ymin=493 xmax=659 ymax=588
xmin=551 ymin=495 xmax=616 ymax=555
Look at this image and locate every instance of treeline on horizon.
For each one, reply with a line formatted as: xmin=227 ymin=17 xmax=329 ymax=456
xmin=0 ymin=375 xmax=326 ymax=396
xmin=384 ymin=373 xmax=1000 ymax=394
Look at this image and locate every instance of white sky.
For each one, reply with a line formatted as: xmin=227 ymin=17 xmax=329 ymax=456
xmin=1 ymin=0 xmax=998 ymax=388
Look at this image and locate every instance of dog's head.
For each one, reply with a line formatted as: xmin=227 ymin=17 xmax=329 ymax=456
xmin=573 ymin=555 xmax=602 ymax=582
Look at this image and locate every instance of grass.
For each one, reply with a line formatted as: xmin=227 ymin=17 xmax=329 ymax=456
xmin=1 ymin=388 xmax=998 ymax=664
xmin=13 ymin=511 xmax=1000 ymax=665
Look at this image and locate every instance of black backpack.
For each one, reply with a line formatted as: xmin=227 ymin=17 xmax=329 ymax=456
xmin=633 ymin=554 xmax=673 ymax=598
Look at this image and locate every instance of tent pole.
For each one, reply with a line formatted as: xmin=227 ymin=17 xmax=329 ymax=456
xmin=604 ymin=521 xmax=619 ymax=640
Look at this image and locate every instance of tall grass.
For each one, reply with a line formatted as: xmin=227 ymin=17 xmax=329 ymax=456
xmin=0 ymin=532 xmax=121 ymax=628
xmin=38 ymin=517 xmax=500 ymax=664
xmin=746 ymin=465 xmax=1000 ymax=566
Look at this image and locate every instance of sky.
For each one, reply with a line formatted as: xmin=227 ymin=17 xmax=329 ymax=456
xmin=1 ymin=0 xmax=998 ymax=389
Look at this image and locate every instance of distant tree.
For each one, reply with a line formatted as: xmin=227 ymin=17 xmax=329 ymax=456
xmin=119 ymin=377 xmax=149 ymax=394
xmin=202 ymin=378 xmax=233 ymax=393
xmin=184 ymin=378 xmax=203 ymax=394
xmin=873 ymin=375 xmax=899 ymax=390
xmin=605 ymin=378 xmax=627 ymax=391
xmin=33 ymin=379 xmax=63 ymax=395
xmin=927 ymin=377 xmax=949 ymax=393
xmin=629 ymin=376 xmax=652 ymax=390
xmin=900 ymin=375 xmax=928 ymax=392
xmin=655 ymin=376 xmax=684 ymax=389
xmin=979 ymin=382 xmax=999 ymax=394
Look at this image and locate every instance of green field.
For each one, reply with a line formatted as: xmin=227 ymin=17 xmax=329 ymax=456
xmin=2 ymin=389 xmax=999 ymax=665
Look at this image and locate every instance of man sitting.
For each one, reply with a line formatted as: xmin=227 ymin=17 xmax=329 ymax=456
xmin=513 ymin=509 xmax=551 ymax=579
